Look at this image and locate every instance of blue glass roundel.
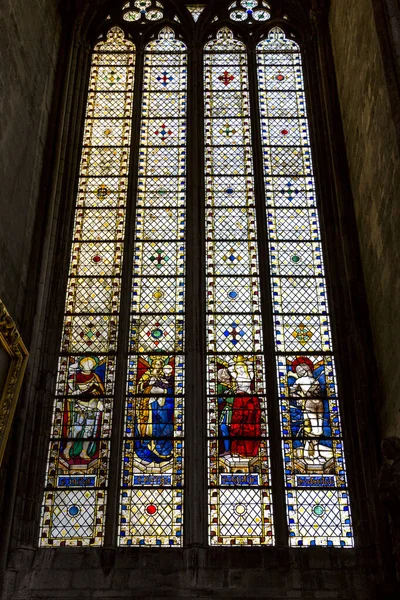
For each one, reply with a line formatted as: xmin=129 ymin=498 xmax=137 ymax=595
xmin=68 ymin=505 xmax=80 ymax=517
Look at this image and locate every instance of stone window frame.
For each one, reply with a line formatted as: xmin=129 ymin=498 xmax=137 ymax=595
xmin=0 ymin=0 xmax=385 ymax=569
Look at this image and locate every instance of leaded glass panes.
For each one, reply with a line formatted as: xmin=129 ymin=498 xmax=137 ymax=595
xmin=118 ymin=27 xmax=186 ymax=547
xmin=229 ymin=0 xmax=270 ymax=23
xmin=39 ymin=28 xmax=135 ymax=546
xmin=187 ymin=4 xmax=205 ymax=22
xmin=123 ymin=0 xmax=164 ymax=22
xmin=39 ymin=5 xmax=356 ymax=551
xmin=204 ymin=28 xmax=274 ymax=546
xmin=257 ymin=27 xmax=354 ymax=547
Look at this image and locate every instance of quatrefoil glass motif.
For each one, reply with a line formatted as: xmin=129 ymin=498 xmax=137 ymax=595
xmin=123 ymin=0 xmax=163 ymax=22
xmin=229 ymin=0 xmax=270 ymax=22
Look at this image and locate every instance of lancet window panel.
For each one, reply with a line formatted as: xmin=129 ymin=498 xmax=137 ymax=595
xmin=204 ymin=28 xmax=274 ymax=547
xmin=39 ymin=28 xmax=135 ymax=547
xmin=119 ymin=28 xmax=187 ymax=547
xmin=257 ymin=27 xmax=354 ymax=547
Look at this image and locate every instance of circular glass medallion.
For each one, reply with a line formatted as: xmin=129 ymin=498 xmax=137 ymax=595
xmin=235 ymin=504 xmax=247 ymax=515
xmin=146 ymin=504 xmax=157 ymax=515
xmin=151 ymin=328 xmax=163 ymax=339
xmin=313 ymin=505 xmax=325 ymax=517
xmin=68 ymin=505 xmax=80 ymax=517
xmin=228 ymin=290 xmax=238 ymax=299
xmin=291 ymin=255 xmax=300 ymax=263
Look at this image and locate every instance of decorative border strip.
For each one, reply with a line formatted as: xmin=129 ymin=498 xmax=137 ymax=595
xmin=0 ymin=299 xmax=29 ymax=465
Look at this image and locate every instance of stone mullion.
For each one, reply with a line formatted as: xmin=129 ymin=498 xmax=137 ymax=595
xmin=247 ymin=44 xmax=288 ymax=547
xmin=103 ymin=39 xmax=145 ymax=547
xmin=184 ymin=41 xmax=208 ymax=548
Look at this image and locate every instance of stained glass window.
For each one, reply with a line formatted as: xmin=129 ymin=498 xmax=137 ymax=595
xmin=39 ymin=27 xmax=135 ymax=546
xmin=257 ymin=27 xmax=354 ymax=546
xmin=204 ymin=28 xmax=274 ymax=546
xmin=229 ymin=1 xmax=270 ymax=23
xmin=123 ymin=0 xmax=164 ymax=22
xmin=119 ymin=27 xmax=186 ymax=547
xmin=187 ymin=5 xmax=205 ymax=22
xmin=39 ymin=2 xmax=355 ymax=551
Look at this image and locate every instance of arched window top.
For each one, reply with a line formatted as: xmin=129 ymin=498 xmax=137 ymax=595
xmin=95 ymin=26 xmax=135 ymax=52
xmin=146 ymin=26 xmax=186 ymax=52
xmin=258 ymin=26 xmax=300 ymax=51
xmin=204 ymin=26 xmax=245 ymax=52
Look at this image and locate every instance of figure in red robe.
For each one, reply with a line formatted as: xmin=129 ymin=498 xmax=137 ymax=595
xmin=218 ymin=356 xmax=261 ymax=458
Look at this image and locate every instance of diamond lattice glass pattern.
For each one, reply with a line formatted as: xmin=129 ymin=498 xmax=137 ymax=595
xmin=204 ymin=28 xmax=274 ymax=546
xmin=257 ymin=27 xmax=353 ymax=547
xmin=119 ymin=28 xmax=186 ymax=547
xmin=39 ymin=28 xmax=135 ymax=547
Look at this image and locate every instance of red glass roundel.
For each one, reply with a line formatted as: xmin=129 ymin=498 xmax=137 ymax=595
xmin=146 ymin=504 xmax=157 ymax=515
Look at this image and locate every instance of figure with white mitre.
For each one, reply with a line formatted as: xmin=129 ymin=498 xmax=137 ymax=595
xmin=63 ymin=356 xmax=105 ymax=462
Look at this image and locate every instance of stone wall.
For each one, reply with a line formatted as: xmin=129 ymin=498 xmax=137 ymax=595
xmin=0 ymin=0 xmax=61 ymax=326
xmin=1 ymin=547 xmax=386 ymax=599
xmin=0 ymin=0 xmax=62 ymax=585
xmin=329 ymin=0 xmax=400 ymax=438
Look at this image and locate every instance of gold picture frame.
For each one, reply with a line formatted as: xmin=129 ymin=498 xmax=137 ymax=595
xmin=0 ymin=299 xmax=29 ymax=465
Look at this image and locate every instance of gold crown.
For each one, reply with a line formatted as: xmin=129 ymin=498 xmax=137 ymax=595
xmin=233 ymin=355 xmax=246 ymax=365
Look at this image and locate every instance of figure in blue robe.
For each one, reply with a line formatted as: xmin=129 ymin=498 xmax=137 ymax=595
xmin=134 ymin=357 xmax=174 ymax=464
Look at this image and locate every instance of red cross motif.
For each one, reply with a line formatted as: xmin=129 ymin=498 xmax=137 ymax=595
xmin=150 ymin=249 xmax=164 ymax=265
xmin=156 ymin=70 xmax=173 ymax=87
xmin=218 ymin=71 xmax=235 ymax=86
xmin=154 ymin=124 xmax=172 ymax=140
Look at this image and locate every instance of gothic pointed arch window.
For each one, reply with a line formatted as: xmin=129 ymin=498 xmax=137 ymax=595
xmin=39 ymin=0 xmax=354 ymax=549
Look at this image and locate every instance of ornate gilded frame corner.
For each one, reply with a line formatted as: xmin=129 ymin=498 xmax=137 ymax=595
xmin=0 ymin=300 xmax=29 ymax=465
